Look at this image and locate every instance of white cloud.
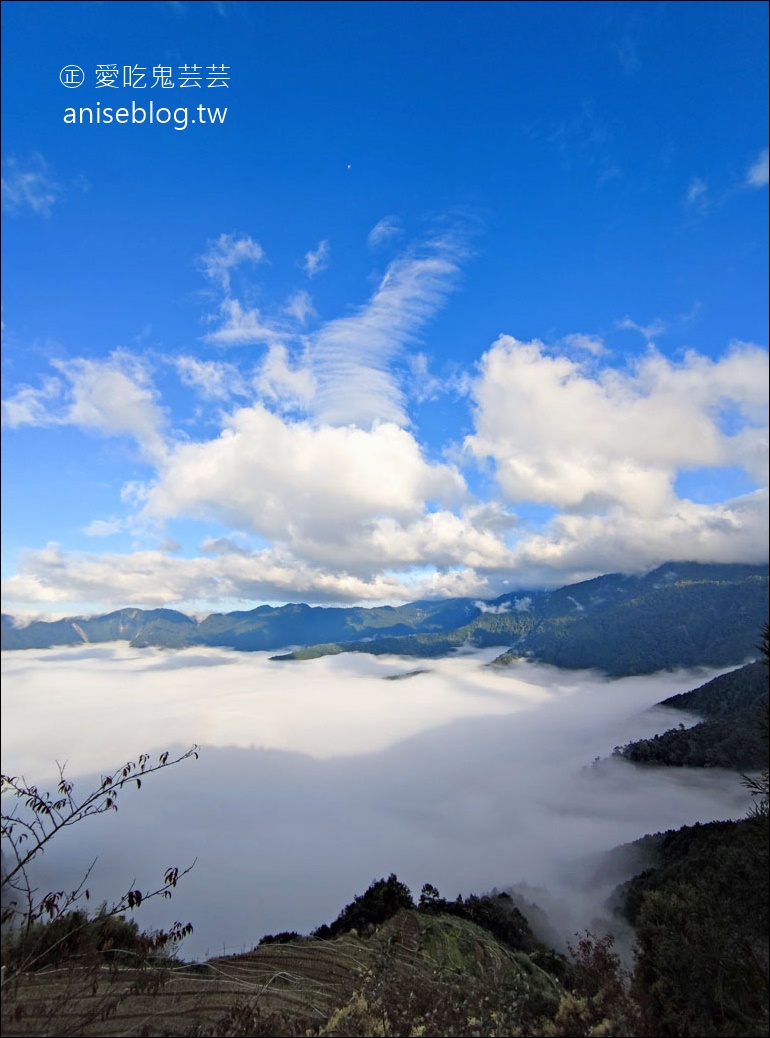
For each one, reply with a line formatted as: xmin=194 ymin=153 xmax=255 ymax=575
xmin=309 ymin=239 xmax=463 ymax=426
xmin=2 ymin=351 xmax=167 ymax=462
xmin=199 ymin=233 xmax=265 ymax=292
xmin=4 ymin=216 xmax=767 ymax=617
xmin=83 ymin=518 xmax=125 ymax=537
xmin=284 ymin=290 xmax=316 ymax=324
xmin=616 ymin=315 xmax=668 ymax=342
xmin=507 ymin=489 xmax=769 ymax=584
xmin=560 ymin=333 xmax=607 ymax=356
xmin=1 ymin=377 xmax=64 ymax=428
xmin=685 ymin=176 xmax=709 ymax=210
xmin=746 ymin=147 xmax=769 ymax=188
xmin=612 ymin=36 xmax=641 ymax=74
xmin=474 ymin=599 xmax=511 ymax=615
xmin=202 ymin=297 xmax=279 ymax=346
xmin=0 ymin=541 xmax=488 ymax=613
xmin=254 ymin=344 xmax=315 ymax=411
xmin=142 ymin=409 xmax=466 ymax=551
xmin=303 ymin=239 xmax=330 ymax=278
xmin=174 ymin=356 xmax=247 ymax=401
xmin=367 ymin=216 xmax=403 ymax=248
xmin=466 ymin=336 xmax=768 ymax=518
xmin=1 ymin=155 xmax=60 ymax=216
xmin=57 ymin=353 xmax=167 ymax=461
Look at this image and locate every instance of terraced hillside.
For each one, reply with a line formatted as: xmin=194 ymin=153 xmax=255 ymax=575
xmin=0 ymin=910 xmax=564 ymax=1037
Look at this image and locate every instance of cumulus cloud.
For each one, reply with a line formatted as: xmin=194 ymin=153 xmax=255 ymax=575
xmin=142 ymin=410 xmax=467 ymax=552
xmin=199 ymin=232 xmax=265 ymax=292
xmin=746 ymin=147 xmax=769 ymax=188
xmin=1 ymin=155 xmax=60 ymax=216
xmin=0 ymin=541 xmax=487 ymax=614
xmin=466 ymin=336 xmax=768 ymax=517
xmin=3 ymin=217 xmax=767 ymax=616
xmin=303 ymin=239 xmax=330 ymax=278
xmin=506 ymin=489 xmax=769 ymax=582
xmin=462 ymin=336 xmax=769 ymax=583
xmin=1 ymin=351 xmax=166 ymax=462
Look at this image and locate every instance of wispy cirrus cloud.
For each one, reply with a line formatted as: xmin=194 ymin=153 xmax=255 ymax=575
xmin=303 ymin=239 xmax=330 ymax=278
xmin=612 ymin=35 xmax=641 ymax=74
xmin=1 ymin=155 xmax=60 ymax=216
xmin=685 ymin=176 xmax=710 ymax=213
xmin=202 ymin=297 xmax=280 ymax=346
xmin=368 ymin=216 xmax=403 ymax=248
xmin=284 ymin=289 xmax=316 ymax=324
xmin=616 ymin=315 xmax=668 ymax=343
xmin=83 ymin=518 xmax=125 ymax=538
xmin=560 ymin=333 xmax=607 ymax=356
xmin=746 ymin=147 xmax=769 ymax=188
xmin=309 ymin=235 xmax=465 ymax=426
xmin=199 ymin=232 xmax=265 ymax=292
xmin=174 ymin=355 xmax=248 ymax=401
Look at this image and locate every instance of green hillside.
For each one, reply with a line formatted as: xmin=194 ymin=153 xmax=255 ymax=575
xmin=614 ymin=661 xmax=769 ymax=769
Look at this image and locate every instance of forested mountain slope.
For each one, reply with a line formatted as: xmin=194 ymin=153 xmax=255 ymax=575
xmin=3 ymin=561 xmax=767 ymax=677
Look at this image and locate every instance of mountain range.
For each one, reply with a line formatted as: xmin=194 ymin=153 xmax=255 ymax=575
xmin=2 ymin=561 xmax=767 ymax=676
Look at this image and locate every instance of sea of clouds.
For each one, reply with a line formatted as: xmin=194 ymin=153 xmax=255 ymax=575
xmin=1 ymin=645 xmax=752 ymax=961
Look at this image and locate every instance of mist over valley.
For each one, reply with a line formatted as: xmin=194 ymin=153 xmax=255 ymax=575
xmin=1 ymin=644 xmax=754 ymax=962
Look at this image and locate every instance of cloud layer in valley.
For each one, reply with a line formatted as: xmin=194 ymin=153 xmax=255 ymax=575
xmin=1 ymin=646 xmax=754 ymax=961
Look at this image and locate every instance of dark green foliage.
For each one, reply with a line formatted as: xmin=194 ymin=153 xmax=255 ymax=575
xmin=1 ymin=599 xmax=482 ymax=652
xmin=416 ymin=885 xmax=569 ymax=980
xmin=743 ymin=622 xmax=770 ymax=819
xmin=615 ymin=712 xmax=766 ymax=769
xmin=622 ymin=818 xmax=769 ymax=1037
xmin=660 ymin=661 xmax=768 ymax=718
xmin=0 ymin=608 xmax=198 ymax=650
xmin=257 ymin=931 xmax=301 ymax=946
xmin=615 ymin=661 xmax=768 ymax=770
xmin=495 ymin=567 xmax=769 ymax=676
xmin=1 ymin=906 xmax=156 ymax=972
xmin=280 ymin=562 xmax=769 ymax=673
xmin=545 ymin=931 xmax=641 ymax=1037
xmin=313 ymin=874 xmax=415 ymax=939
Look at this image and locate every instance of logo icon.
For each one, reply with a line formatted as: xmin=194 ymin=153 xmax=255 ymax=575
xmin=60 ymin=65 xmax=85 ymax=88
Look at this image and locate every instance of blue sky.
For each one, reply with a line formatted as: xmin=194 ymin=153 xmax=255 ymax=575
xmin=1 ymin=0 xmax=768 ymax=617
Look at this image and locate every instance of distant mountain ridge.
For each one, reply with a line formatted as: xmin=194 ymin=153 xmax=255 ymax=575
xmin=2 ymin=561 xmax=767 ymax=676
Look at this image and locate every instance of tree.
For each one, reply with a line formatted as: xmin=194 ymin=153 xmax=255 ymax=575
xmin=742 ymin=620 xmax=769 ymax=818
xmin=1 ymin=745 xmax=199 ymax=976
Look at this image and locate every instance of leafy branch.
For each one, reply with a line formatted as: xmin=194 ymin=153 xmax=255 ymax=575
xmin=1 ymin=745 xmax=199 ymax=972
